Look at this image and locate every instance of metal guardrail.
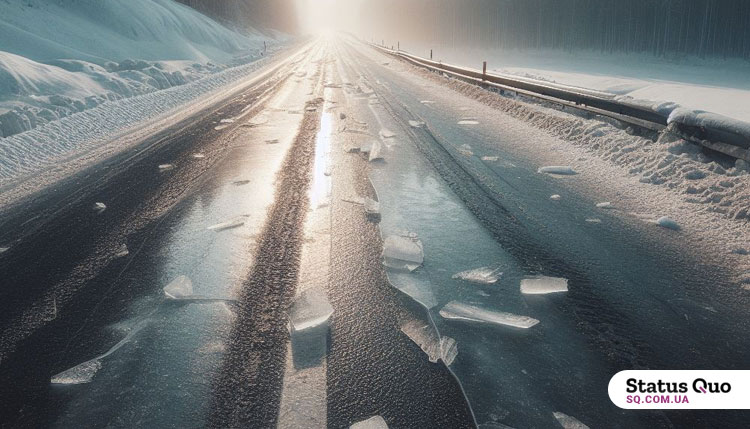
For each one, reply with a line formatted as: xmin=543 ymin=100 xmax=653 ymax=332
xmin=372 ymin=44 xmax=750 ymax=162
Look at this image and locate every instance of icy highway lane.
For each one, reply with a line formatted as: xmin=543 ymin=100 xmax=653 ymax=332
xmin=1 ymin=37 xmax=749 ymax=428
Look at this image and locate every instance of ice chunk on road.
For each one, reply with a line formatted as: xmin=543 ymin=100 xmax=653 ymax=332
xmin=0 ymin=247 xmax=9 ymax=254
xmin=51 ymin=359 xmax=102 ymax=385
xmin=452 ymin=267 xmax=502 ymax=284
xmin=439 ymin=301 xmax=540 ymax=329
xmin=390 ymin=274 xmax=437 ymax=309
xmin=93 ymin=202 xmax=107 ymax=213
xmin=520 ymin=276 xmax=568 ymax=294
xmin=550 ymin=194 xmax=562 ymax=200
xmin=458 ymin=118 xmax=479 ymax=125
xmin=158 ymin=163 xmax=174 ymax=171
xmin=220 ymin=118 xmax=235 ymax=123
xmin=369 ymin=140 xmax=384 ymax=162
xmin=538 ymin=166 xmax=576 ymax=175
xmin=350 ymin=415 xmax=388 ymax=429
xmin=458 ymin=144 xmax=473 ymax=156
xmin=163 ymin=275 xmax=193 ymax=299
xmin=585 ymin=218 xmax=602 ymax=223
xmin=596 ymin=202 xmax=614 ymax=209
xmin=401 ymin=320 xmax=457 ymax=365
xmin=379 ymin=128 xmax=395 ymax=139
xmin=289 ymin=289 xmax=334 ymax=368
xmin=114 ymin=244 xmax=129 ymax=258
xmin=208 ymin=218 xmax=245 ymax=231
xmin=191 ymin=153 xmax=205 ymax=159
xmin=656 ymin=216 xmax=680 ymax=230
xmin=382 ymin=234 xmax=424 ymax=271
xmin=482 ymin=156 xmax=499 ymax=161
xmin=364 ymin=197 xmax=380 ymax=218
xmin=420 ymin=100 xmax=435 ymax=104
xmin=553 ymin=412 xmax=590 ymax=429
xmin=408 ymin=120 xmax=425 ymax=128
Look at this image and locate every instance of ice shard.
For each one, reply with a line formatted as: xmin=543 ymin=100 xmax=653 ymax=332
xmin=382 ymin=234 xmax=424 ymax=271
xmin=364 ymin=197 xmax=380 ymax=221
xmin=50 ymin=359 xmax=102 ymax=385
xmin=114 ymin=244 xmax=129 ymax=258
xmin=452 ymin=267 xmax=502 ymax=284
xmin=553 ymin=412 xmax=590 ymax=429
xmin=656 ymin=216 xmax=680 ymax=230
xmin=93 ymin=202 xmax=106 ymax=213
xmin=520 ymin=276 xmax=568 ymax=295
xmin=439 ymin=301 xmax=539 ymax=329
xmin=289 ymin=289 xmax=334 ymax=368
xmin=163 ymin=275 xmax=193 ymax=299
xmin=351 ymin=416 xmax=389 ymax=429
xmin=208 ymin=218 xmax=245 ymax=231
xmin=538 ymin=166 xmax=576 ymax=175
xmin=401 ymin=320 xmax=457 ymax=365
xmin=369 ymin=140 xmax=384 ymax=162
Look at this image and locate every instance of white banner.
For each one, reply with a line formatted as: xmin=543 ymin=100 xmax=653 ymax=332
xmin=609 ymin=370 xmax=750 ymax=409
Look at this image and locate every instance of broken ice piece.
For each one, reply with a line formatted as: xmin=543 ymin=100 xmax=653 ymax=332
xmin=220 ymin=118 xmax=235 ymax=123
xmin=585 ymin=218 xmax=602 ymax=223
xmin=439 ymin=301 xmax=539 ymax=329
xmin=520 ymin=276 xmax=568 ymax=295
xmin=214 ymin=124 xmax=229 ymax=130
xmin=458 ymin=144 xmax=473 ymax=156
xmin=408 ymin=120 xmax=425 ymax=128
xmin=550 ymin=194 xmax=562 ymax=200
xmin=158 ymin=164 xmax=174 ymax=171
xmin=289 ymin=289 xmax=334 ymax=368
xmin=482 ymin=156 xmax=499 ymax=161
xmin=115 ymin=244 xmax=129 ymax=258
xmin=596 ymin=202 xmax=613 ymax=209
xmin=208 ymin=218 xmax=245 ymax=231
xmin=379 ymin=128 xmax=396 ymax=139
xmin=656 ymin=216 xmax=680 ymax=230
xmin=191 ymin=153 xmax=205 ymax=159
xmin=364 ymin=198 xmax=380 ymax=221
xmin=382 ymin=234 xmax=424 ymax=271
xmin=265 ymin=139 xmax=280 ymax=144
xmin=420 ymin=100 xmax=435 ymax=104
xmin=0 ymin=247 xmax=8 ymax=254
xmin=164 ymin=275 xmax=193 ymax=299
xmin=452 ymin=267 xmax=502 ymax=284
xmin=50 ymin=359 xmax=102 ymax=385
xmin=538 ymin=166 xmax=576 ymax=175
xmin=400 ymin=320 xmax=457 ymax=365
xmin=458 ymin=118 xmax=479 ymax=125
xmin=93 ymin=202 xmax=107 ymax=213
xmin=553 ymin=412 xmax=590 ymax=429
xmin=369 ymin=140 xmax=384 ymax=162
xmin=350 ymin=415 xmax=388 ymax=429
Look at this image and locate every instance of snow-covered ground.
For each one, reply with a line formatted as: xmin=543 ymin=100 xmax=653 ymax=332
xmin=400 ymin=45 xmax=750 ymax=125
xmin=0 ymin=0 xmax=285 ymax=138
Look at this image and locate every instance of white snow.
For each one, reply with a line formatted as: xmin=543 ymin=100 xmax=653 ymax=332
xmin=163 ymin=275 xmax=193 ymax=299
xmin=452 ymin=267 xmax=502 ymax=284
xmin=656 ymin=216 xmax=681 ymax=231
xmin=350 ymin=416 xmax=389 ymax=429
xmin=439 ymin=301 xmax=540 ymax=329
xmin=382 ymin=234 xmax=424 ymax=271
xmin=520 ymin=276 xmax=569 ymax=295
xmin=553 ymin=412 xmax=590 ymax=429
xmin=538 ymin=166 xmax=576 ymax=175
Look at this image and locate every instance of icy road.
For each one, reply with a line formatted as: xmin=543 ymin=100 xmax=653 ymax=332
xmin=0 ymin=36 xmax=748 ymax=428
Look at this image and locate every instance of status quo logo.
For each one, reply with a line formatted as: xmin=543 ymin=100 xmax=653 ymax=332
xmin=608 ymin=370 xmax=750 ymax=409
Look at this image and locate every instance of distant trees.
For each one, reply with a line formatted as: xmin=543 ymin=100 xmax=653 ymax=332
xmin=362 ymin=0 xmax=750 ymax=60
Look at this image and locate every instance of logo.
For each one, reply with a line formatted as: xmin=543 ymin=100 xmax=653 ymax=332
xmin=608 ymin=370 xmax=750 ymax=409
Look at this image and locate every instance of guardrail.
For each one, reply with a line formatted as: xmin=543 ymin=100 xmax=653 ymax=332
xmin=371 ymin=44 xmax=750 ymax=162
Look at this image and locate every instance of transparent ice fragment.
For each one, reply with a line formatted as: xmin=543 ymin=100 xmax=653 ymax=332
xmin=482 ymin=156 xmax=499 ymax=161
xmin=553 ymin=412 xmax=590 ymax=429
xmin=382 ymin=234 xmax=424 ymax=271
xmin=401 ymin=320 xmax=457 ymax=365
xmin=439 ymin=301 xmax=539 ymax=329
xmin=158 ymin=163 xmax=174 ymax=171
xmin=0 ymin=247 xmax=8 ymax=254
xmin=379 ymin=128 xmax=395 ymax=139
xmin=93 ymin=202 xmax=106 ymax=213
xmin=408 ymin=120 xmax=425 ymax=128
xmin=656 ymin=216 xmax=680 ymax=230
xmin=520 ymin=276 xmax=568 ymax=294
xmin=458 ymin=118 xmax=479 ymax=125
xmin=208 ymin=218 xmax=245 ymax=231
xmin=369 ymin=140 xmax=384 ymax=162
xmin=289 ymin=289 xmax=334 ymax=369
xmin=350 ymin=415 xmax=388 ymax=429
xmin=289 ymin=289 xmax=334 ymax=332
xmin=550 ymin=194 xmax=562 ymax=200
xmin=364 ymin=197 xmax=380 ymax=217
xmin=115 ymin=244 xmax=129 ymax=258
xmin=50 ymin=359 xmax=102 ymax=385
xmin=538 ymin=166 xmax=576 ymax=175
xmin=163 ymin=275 xmax=193 ymax=299
xmin=191 ymin=153 xmax=205 ymax=159
xmin=596 ymin=202 xmax=613 ymax=209
xmin=452 ymin=267 xmax=502 ymax=284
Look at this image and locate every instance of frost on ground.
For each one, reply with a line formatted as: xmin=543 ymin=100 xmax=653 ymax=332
xmin=452 ymin=267 xmax=502 ymax=284
xmin=439 ymin=301 xmax=540 ymax=329
xmin=520 ymin=276 xmax=568 ymax=295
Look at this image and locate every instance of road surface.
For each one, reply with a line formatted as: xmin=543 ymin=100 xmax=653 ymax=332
xmin=0 ymin=36 xmax=748 ymax=428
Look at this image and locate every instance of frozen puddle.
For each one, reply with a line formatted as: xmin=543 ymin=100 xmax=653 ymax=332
xmin=350 ymin=415 xmax=389 ymax=429
xmin=289 ymin=289 xmax=333 ymax=368
xmin=439 ymin=301 xmax=540 ymax=329
xmin=51 ymin=321 xmax=147 ymax=385
xmin=208 ymin=218 xmax=245 ymax=231
xmin=520 ymin=276 xmax=568 ymax=294
xmin=538 ymin=166 xmax=576 ymax=175
xmin=452 ymin=267 xmax=502 ymax=284
xmin=382 ymin=234 xmax=424 ymax=271
xmin=401 ymin=320 xmax=457 ymax=365
xmin=553 ymin=412 xmax=590 ymax=429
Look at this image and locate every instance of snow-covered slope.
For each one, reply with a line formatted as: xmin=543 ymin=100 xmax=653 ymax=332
xmin=0 ymin=0 xmax=282 ymax=137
